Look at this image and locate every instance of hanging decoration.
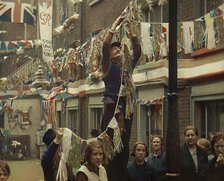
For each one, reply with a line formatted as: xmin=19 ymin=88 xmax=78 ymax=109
xmin=137 ymin=96 xmax=165 ymax=105
xmin=215 ymin=16 xmax=224 ymax=48
xmin=15 ymin=106 xmax=32 ymax=129
xmin=31 ymin=64 xmax=50 ymax=89
xmin=42 ymin=99 xmax=56 ymax=127
xmin=53 ymin=14 xmax=79 ymax=36
xmin=57 ymin=124 xmax=122 ymax=180
xmin=4 ymin=104 xmax=33 ymax=130
xmin=66 ymin=48 xmax=79 ymax=82
xmin=140 ymin=3 xmax=224 ymax=61
xmin=0 ymin=40 xmax=33 ymax=52
xmin=182 ymin=21 xmax=194 ymax=54
xmin=86 ymin=28 xmax=107 ymax=82
xmin=204 ymin=13 xmax=216 ymax=49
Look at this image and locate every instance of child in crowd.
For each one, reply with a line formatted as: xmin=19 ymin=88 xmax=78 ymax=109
xmin=0 ymin=160 xmax=10 ymax=181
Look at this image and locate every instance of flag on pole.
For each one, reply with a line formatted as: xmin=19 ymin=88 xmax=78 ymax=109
xmin=0 ymin=0 xmax=37 ymax=25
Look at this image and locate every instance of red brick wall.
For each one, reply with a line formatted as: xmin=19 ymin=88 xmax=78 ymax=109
xmin=83 ymin=0 xmax=130 ymax=40
xmin=178 ymin=87 xmax=191 ymax=144
xmin=79 ymin=96 xmax=89 ymax=139
xmin=178 ymin=0 xmax=193 ymax=21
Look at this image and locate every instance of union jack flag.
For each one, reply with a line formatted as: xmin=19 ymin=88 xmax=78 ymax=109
xmin=0 ymin=0 xmax=37 ymax=25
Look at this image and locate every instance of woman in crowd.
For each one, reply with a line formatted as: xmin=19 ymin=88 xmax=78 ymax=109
xmin=127 ymin=141 xmax=157 ymax=181
xmin=206 ymin=132 xmax=224 ymax=181
xmin=0 ymin=160 xmax=10 ymax=181
xmin=76 ymin=140 xmax=108 ymax=181
xmin=147 ymin=136 xmax=166 ymax=181
xmin=180 ymin=125 xmax=208 ymax=181
xmin=197 ymin=137 xmax=214 ymax=161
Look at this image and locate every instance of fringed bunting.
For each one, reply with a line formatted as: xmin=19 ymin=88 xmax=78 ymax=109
xmin=42 ymin=99 xmax=55 ymax=125
xmin=87 ymin=29 xmax=107 ymax=82
xmin=204 ymin=14 xmax=216 ymax=49
xmin=66 ymin=48 xmax=79 ymax=82
xmin=214 ymin=16 xmax=224 ymax=48
xmin=194 ymin=20 xmax=205 ymax=50
xmin=57 ymin=123 xmax=123 ymax=180
xmin=56 ymin=128 xmax=73 ymax=181
xmin=182 ymin=21 xmax=194 ymax=54
xmin=140 ymin=22 xmax=154 ymax=60
xmin=137 ymin=96 xmax=165 ymax=105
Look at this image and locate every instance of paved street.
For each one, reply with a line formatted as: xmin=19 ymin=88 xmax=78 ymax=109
xmin=7 ymin=159 xmax=44 ymax=181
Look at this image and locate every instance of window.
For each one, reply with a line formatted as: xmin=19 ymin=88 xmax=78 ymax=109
xmin=141 ymin=3 xmax=163 ymax=22
xmin=193 ymin=0 xmax=206 ymax=19
xmin=89 ymin=107 xmax=103 ymax=133
xmin=193 ymin=0 xmax=222 ymax=19
xmin=149 ymin=104 xmax=163 ymax=135
xmin=141 ymin=104 xmax=163 ymax=148
xmin=150 ymin=5 xmax=163 ymax=22
xmin=67 ymin=109 xmax=78 ymax=134
xmin=198 ymin=100 xmax=224 ymax=138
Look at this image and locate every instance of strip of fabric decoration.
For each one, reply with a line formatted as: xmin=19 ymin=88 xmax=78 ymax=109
xmin=56 ymin=128 xmax=73 ymax=181
xmin=87 ymin=28 xmax=107 ymax=82
xmin=214 ymin=16 xmax=224 ymax=48
xmin=194 ymin=20 xmax=205 ymax=50
xmin=140 ymin=22 xmax=154 ymax=61
xmin=204 ymin=14 xmax=216 ymax=49
xmin=56 ymin=124 xmax=123 ymax=180
xmin=182 ymin=21 xmax=194 ymax=54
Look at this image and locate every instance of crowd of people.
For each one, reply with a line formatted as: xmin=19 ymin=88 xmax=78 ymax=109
xmin=1 ymin=128 xmax=224 ymax=181
xmin=38 ymin=127 xmax=224 ymax=181
xmin=38 ymin=126 xmax=224 ymax=181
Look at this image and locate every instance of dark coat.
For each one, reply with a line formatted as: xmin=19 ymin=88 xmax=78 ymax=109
xmin=206 ymin=156 xmax=224 ymax=181
xmin=41 ymin=142 xmax=59 ymax=181
xmin=180 ymin=143 xmax=208 ymax=181
xmin=127 ymin=161 xmax=158 ymax=181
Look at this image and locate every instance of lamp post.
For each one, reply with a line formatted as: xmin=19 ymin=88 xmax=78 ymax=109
xmin=166 ymin=0 xmax=180 ymax=180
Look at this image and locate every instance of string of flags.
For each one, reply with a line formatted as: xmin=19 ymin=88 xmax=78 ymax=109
xmin=141 ymin=3 xmax=224 ymax=61
xmin=1 ymin=2 xmax=224 ymax=94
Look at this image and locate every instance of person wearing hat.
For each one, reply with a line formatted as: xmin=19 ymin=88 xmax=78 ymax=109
xmin=101 ymin=12 xmax=141 ymax=181
xmin=41 ymin=128 xmax=63 ymax=181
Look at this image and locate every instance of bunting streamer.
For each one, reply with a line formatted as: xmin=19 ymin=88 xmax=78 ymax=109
xmin=0 ymin=40 xmax=33 ymax=51
xmin=193 ymin=20 xmax=205 ymax=50
xmin=215 ymin=16 xmax=224 ymax=47
xmin=182 ymin=21 xmax=194 ymax=54
xmin=204 ymin=14 xmax=216 ymax=49
xmin=136 ymin=96 xmax=165 ymax=105
xmin=141 ymin=22 xmax=154 ymax=60
xmin=57 ymin=124 xmax=122 ymax=180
